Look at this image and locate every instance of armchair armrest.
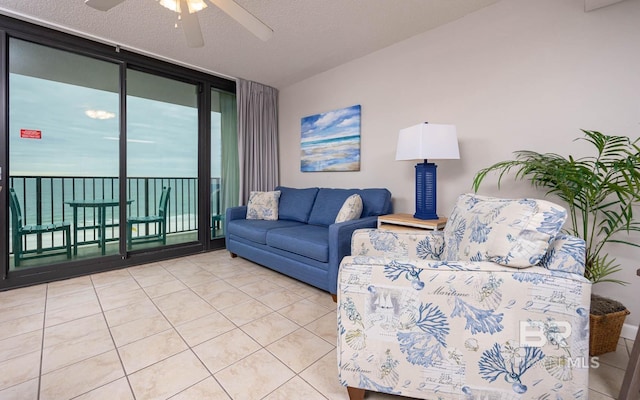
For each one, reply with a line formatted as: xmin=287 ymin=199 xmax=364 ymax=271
xmin=540 ymin=234 xmax=586 ymax=276
xmin=326 ymin=216 xmax=379 ymax=294
xmin=337 ymin=254 xmax=592 ymax=399
xmin=351 ymin=229 xmax=444 ymax=260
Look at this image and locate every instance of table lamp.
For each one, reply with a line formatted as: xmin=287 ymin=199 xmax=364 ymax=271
xmin=395 ymin=122 xmax=459 ymax=220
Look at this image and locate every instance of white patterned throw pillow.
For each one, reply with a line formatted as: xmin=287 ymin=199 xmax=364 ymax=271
xmin=443 ymin=193 xmax=567 ymax=267
xmin=335 ymin=194 xmax=363 ymax=223
xmin=246 ymin=191 xmax=281 ymax=220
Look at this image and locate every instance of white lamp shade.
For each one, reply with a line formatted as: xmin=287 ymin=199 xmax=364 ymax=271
xmin=395 ymin=123 xmax=460 ymax=160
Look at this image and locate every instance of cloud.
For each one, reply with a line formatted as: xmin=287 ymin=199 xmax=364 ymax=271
xmin=301 ymin=105 xmax=361 ymax=142
xmin=315 ymin=108 xmax=351 ymax=129
xmin=85 ymin=109 xmax=116 ymax=120
xmin=336 ymin=116 xmax=359 ymax=128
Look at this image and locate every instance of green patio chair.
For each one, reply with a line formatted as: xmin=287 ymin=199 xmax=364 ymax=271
xmin=9 ymin=188 xmax=72 ymax=267
xmin=127 ymin=186 xmax=171 ymax=249
xmin=211 ymin=186 xmax=224 ymax=236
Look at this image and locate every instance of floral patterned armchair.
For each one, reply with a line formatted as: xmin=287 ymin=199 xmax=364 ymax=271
xmin=337 ymin=193 xmax=592 ymax=400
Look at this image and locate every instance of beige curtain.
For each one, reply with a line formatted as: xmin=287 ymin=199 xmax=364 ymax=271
xmin=237 ymin=79 xmax=279 ymax=204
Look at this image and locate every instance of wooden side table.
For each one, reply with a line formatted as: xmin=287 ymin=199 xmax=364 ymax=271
xmin=377 ymin=213 xmax=447 ymax=231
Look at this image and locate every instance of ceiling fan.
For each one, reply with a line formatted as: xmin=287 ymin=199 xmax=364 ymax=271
xmin=84 ymin=0 xmax=273 ymax=48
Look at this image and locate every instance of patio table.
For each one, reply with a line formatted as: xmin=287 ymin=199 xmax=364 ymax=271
xmin=65 ymin=199 xmax=133 ymax=256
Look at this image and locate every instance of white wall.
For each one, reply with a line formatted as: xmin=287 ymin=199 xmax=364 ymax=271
xmin=278 ymin=0 xmax=640 ymax=333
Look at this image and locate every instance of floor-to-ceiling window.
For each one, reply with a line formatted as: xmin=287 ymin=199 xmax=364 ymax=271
xmin=1 ymin=15 xmax=237 ymax=289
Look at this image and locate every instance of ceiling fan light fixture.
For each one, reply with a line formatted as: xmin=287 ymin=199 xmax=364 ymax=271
xmin=86 ymin=0 xmax=272 ymax=47
xmin=158 ymin=0 xmax=207 ymax=14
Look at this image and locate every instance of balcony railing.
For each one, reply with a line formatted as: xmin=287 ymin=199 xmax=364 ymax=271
xmin=8 ymin=175 xmax=221 ymax=256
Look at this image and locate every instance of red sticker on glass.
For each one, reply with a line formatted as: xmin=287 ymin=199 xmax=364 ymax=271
xmin=20 ymin=129 xmax=42 ymax=139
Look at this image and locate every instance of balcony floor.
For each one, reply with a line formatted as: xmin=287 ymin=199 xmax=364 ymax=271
xmin=8 ymin=230 xmax=208 ymax=272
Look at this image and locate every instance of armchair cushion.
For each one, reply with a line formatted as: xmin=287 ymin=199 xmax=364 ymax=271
xmin=443 ymin=193 xmax=567 ymax=268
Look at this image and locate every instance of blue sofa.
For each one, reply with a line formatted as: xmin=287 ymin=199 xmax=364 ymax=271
xmin=225 ymin=186 xmax=392 ymax=294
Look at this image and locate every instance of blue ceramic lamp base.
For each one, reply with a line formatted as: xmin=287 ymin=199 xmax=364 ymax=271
xmin=414 ymin=161 xmax=439 ymax=220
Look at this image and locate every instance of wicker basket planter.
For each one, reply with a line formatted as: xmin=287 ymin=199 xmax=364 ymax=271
xmin=589 ymin=303 xmax=630 ymax=356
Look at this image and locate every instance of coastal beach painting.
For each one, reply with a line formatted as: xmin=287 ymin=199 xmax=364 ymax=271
xmin=301 ymin=104 xmax=361 ymax=172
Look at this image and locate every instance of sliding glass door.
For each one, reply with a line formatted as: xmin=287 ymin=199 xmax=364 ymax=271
xmin=7 ymin=42 xmax=202 ymax=267
xmin=126 ymin=69 xmax=199 ymax=250
xmin=8 ymin=38 xmax=121 ymax=270
xmin=1 ymin=15 xmax=237 ymax=288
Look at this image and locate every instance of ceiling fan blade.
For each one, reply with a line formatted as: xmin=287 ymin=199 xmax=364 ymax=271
xmin=84 ymin=0 xmax=126 ymax=11
xmin=180 ymin=0 xmax=205 ymax=48
xmin=208 ymin=0 xmax=273 ymax=41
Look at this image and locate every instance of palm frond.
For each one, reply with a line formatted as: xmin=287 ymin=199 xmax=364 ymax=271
xmin=473 ymin=130 xmax=640 ymax=285
xmin=585 ymin=254 xmax=627 ymax=285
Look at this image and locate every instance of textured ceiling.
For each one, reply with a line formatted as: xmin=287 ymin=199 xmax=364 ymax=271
xmin=0 ymin=0 xmax=500 ymax=88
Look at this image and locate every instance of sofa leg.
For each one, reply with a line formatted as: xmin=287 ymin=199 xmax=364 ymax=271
xmin=331 ymin=294 xmax=337 ymax=303
xmin=229 ymin=252 xmax=237 ymax=258
xmin=347 ymin=386 xmax=365 ymax=400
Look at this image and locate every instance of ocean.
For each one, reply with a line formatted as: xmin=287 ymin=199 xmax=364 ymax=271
xmin=300 ymin=135 xmax=360 ymax=172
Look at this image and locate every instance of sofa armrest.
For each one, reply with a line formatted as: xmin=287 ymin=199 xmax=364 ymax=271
xmin=226 ymin=206 xmax=247 ymax=221
xmin=325 ymin=216 xmax=379 ymax=294
xmin=350 ymin=229 xmax=444 ymax=260
xmin=225 ymin=206 xmax=247 ymax=235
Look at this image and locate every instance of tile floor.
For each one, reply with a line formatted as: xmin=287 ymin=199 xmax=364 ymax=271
xmin=0 ymin=250 xmax=635 ymax=400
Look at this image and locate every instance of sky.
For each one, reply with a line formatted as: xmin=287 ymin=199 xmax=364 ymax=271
xmin=301 ymin=104 xmax=361 ymax=144
xmin=9 ymin=74 xmax=222 ymax=178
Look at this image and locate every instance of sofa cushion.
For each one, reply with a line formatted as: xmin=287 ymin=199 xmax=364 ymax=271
xmin=246 ymin=191 xmax=281 ymax=220
xmin=266 ymin=225 xmax=330 ymax=263
xmin=275 ymin=186 xmax=319 ymax=223
xmin=443 ymin=193 xmax=567 ymax=267
xmin=308 ymin=188 xmax=391 ymax=227
xmin=359 ymin=189 xmax=392 ymax=217
xmin=227 ymin=219 xmax=304 ymax=245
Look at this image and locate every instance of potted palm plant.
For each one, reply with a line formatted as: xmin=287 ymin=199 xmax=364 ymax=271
xmin=471 ymin=130 xmax=640 ymax=355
